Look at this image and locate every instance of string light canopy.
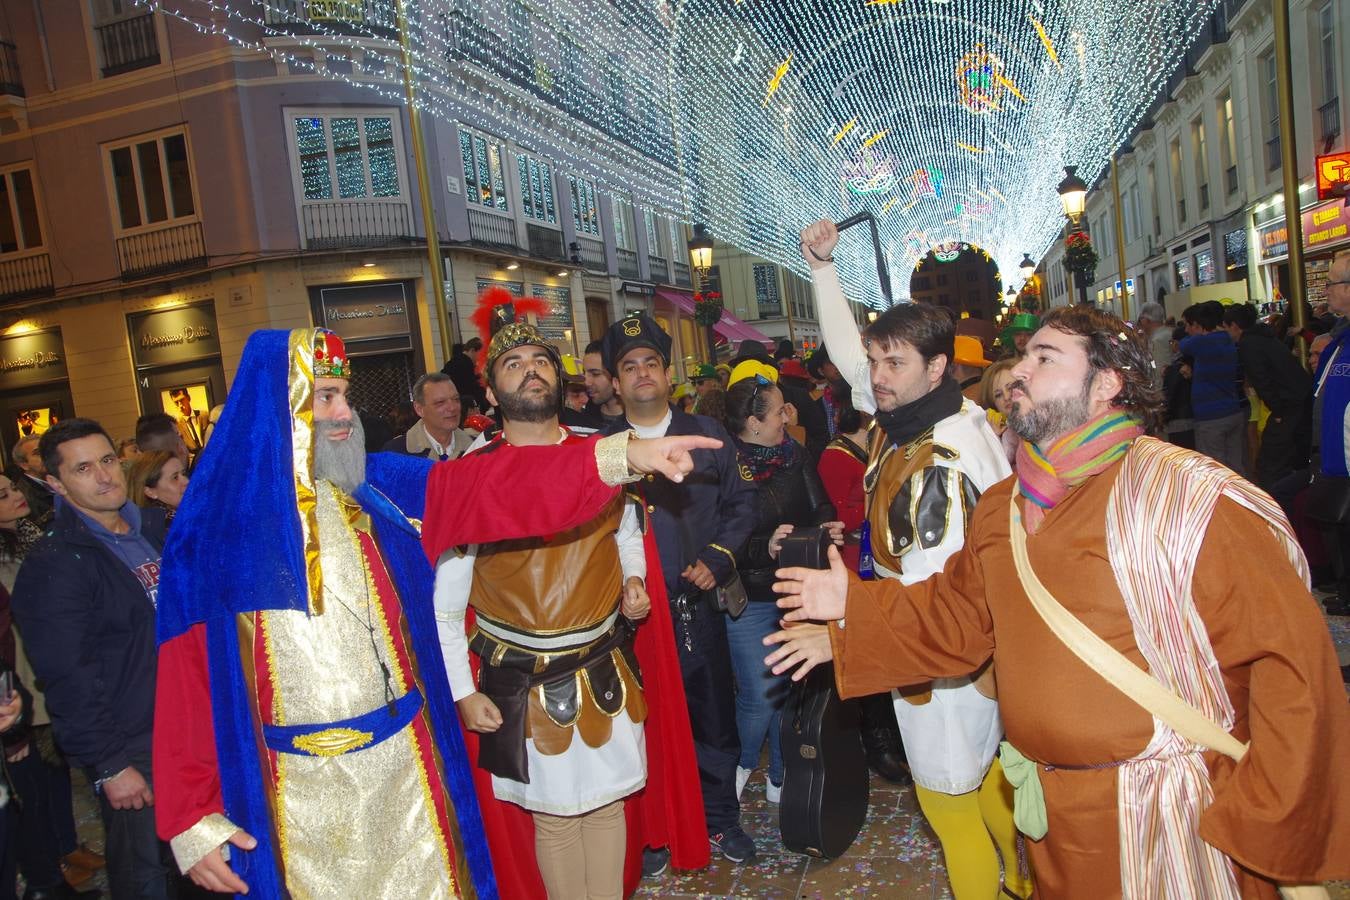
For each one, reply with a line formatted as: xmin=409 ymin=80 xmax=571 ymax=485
xmin=142 ymin=0 xmax=1219 ymax=308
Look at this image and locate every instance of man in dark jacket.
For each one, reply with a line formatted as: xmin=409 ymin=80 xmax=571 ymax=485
xmin=601 ymin=313 xmax=759 ymax=870
xmin=11 ymin=418 xmax=173 ymax=899
xmin=1224 ymin=303 xmax=1312 ymax=502
xmin=441 ymin=337 xmax=487 ymax=414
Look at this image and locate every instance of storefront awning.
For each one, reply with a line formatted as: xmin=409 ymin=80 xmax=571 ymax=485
xmin=654 ymin=289 xmax=772 ymax=345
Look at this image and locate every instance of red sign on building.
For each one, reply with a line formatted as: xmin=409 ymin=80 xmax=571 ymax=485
xmin=1316 ymin=151 xmax=1350 ymax=201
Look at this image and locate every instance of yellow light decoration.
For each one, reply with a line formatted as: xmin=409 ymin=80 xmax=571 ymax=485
xmin=831 ymin=118 xmax=858 ymax=145
xmin=1030 ymin=16 xmax=1060 ymax=68
xmin=956 ymin=142 xmax=987 ymax=154
xmin=764 ymin=55 xmax=792 ymax=106
xmin=861 ymin=129 xmax=889 ymax=150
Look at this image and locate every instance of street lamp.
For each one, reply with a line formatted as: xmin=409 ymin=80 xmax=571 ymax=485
xmin=1057 ymin=166 xmax=1088 ymax=226
xmin=1019 ymin=253 xmax=1036 ymax=282
xmin=687 ymin=222 xmax=717 ymax=363
xmin=687 ymin=223 xmax=714 ymax=280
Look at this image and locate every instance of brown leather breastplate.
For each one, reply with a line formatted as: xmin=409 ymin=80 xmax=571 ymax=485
xmin=469 ymin=495 xmax=625 ymax=632
xmin=864 ymin=427 xmax=936 ymax=574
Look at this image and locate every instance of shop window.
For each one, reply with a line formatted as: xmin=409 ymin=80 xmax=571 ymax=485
xmin=568 ymin=174 xmax=601 ymax=237
xmin=515 ymin=150 xmax=557 ymax=226
xmin=612 ymin=196 xmax=636 ymax=251
xmin=1196 ymin=248 xmax=1216 ymax=285
xmin=459 ymin=126 xmax=510 ymax=213
xmin=753 ymin=263 xmax=781 ymax=316
xmin=291 ymin=113 xmax=403 ymax=203
xmin=105 ymin=129 xmax=196 ymax=232
xmin=0 ymin=165 xmax=44 ymax=255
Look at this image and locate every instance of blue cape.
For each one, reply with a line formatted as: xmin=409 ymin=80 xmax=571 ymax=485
xmin=157 ymin=329 xmax=497 ymax=899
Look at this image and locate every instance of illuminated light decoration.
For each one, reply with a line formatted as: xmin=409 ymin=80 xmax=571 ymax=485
xmin=911 ymin=167 xmax=945 ymax=200
xmin=861 ymin=130 xmax=889 ymax=151
xmin=880 ymin=197 xmax=900 ymax=214
xmin=764 ymin=55 xmax=793 ymax=106
xmin=1030 ymin=16 xmax=1060 ymax=68
xmin=842 ymin=149 xmax=899 ymax=195
xmin=831 ymin=118 xmax=859 ymax=145
xmin=933 ymin=241 xmax=964 ymax=262
xmin=143 ymin=0 xmax=1222 ymax=309
xmin=956 ymin=141 xmax=988 ymax=154
xmin=955 ymin=46 xmax=1013 ymax=115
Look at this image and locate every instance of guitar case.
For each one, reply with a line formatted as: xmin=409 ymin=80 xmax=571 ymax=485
xmin=775 ymin=527 xmax=870 ymax=859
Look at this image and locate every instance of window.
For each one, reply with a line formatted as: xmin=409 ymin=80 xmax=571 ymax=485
xmin=1196 ymin=248 xmax=1216 ymax=284
xmin=643 ymin=209 xmax=664 ymax=257
xmin=1169 ymin=138 xmax=1185 ymax=225
xmin=0 ymin=166 xmax=43 ymax=255
xmin=1174 ymin=256 xmax=1193 ymax=290
xmin=459 ymin=126 xmax=509 ymax=212
xmin=667 ymin=218 xmax=684 ymax=261
xmin=514 ymin=150 xmax=557 ymax=225
xmin=1147 ymin=163 xmax=1160 ymax=236
xmin=106 ymin=130 xmax=195 ymax=231
xmin=1123 ymin=184 xmax=1141 ymax=244
xmin=1219 ymin=93 xmax=1238 ymax=195
xmin=568 ymin=175 xmax=600 ymax=237
xmin=1191 ymin=117 xmax=1208 ymax=212
xmin=753 ymin=264 xmax=781 ymax=315
xmin=1261 ymin=50 xmax=1281 ymax=170
xmin=1320 ymin=2 xmax=1340 ymax=142
xmin=507 ymin=0 xmax=531 ymax=57
xmin=293 ymin=114 xmax=402 ymax=203
xmin=612 ymin=197 xmax=636 ymax=250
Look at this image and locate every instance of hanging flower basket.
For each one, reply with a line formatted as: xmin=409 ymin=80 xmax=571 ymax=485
xmin=694 ymin=291 xmax=724 ymax=327
xmin=1065 ymin=231 xmax=1099 ymax=282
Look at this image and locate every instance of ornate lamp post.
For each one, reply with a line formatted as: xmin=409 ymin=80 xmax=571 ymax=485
xmin=687 ymin=223 xmax=720 ymax=364
xmin=1058 ymin=166 xmax=1093 ymax=305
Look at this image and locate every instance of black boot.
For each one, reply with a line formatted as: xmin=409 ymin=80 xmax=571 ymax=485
xmin=859 ymin=693 xmax=912 ymax=785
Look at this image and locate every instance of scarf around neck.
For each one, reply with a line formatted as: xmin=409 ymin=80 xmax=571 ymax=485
xmin=874 ymin=375 xmax=964 ymax=448
xmin=735 ymin=435 xmax=800 ymax=482
xmin=1016 ymin=409 xmax=1143 ymax=533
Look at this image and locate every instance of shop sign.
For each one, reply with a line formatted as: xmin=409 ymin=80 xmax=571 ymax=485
xmin=0 ymin=328 xmax=67 ymax=391
xmin=318 ymin=282 xmax=411 ymax=343
xmin=1256 ymin=200 xmax=1350 ymax=262
xmin=1316 ymin=151 xmax=1350 ymax=201
xmin=531 ymin=284 xmax=574 ymax=341
xmin=128 ymin=303 xmax=221 ymax=369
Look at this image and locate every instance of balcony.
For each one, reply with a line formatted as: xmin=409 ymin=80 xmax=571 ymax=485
xmin=96 ymin=13 xmax=160 ymax=77
xmin=261 ymin=0 xmax=396 ymax=37
xmin=648 ymin=254 xmax=669 ymax=284
xmin=526 ymin=223 xmax=565 ymax=261
xmin=302 ymin=200 xmax=412 ymax=250
xmin=466 ymin=207 xmax=517 ymax=249
xmin=616 ymin=248 xmax=640 ymax=280
xmin=0 ymin=40 xmax=22 ymax=97
xmin=672 ymin=260 xmax=692 ymax=287
xmin=574 ymin=236 xmax=606 ymax=271
xmin=116 ymin=221 xmax=206 ymax=280
xmin=1320 ymin=97 xmax=1341 ymax=145
xmin=1225 ymin=165 xmax=1238 ymax=196
xmin=1266 ymin=135 xmax=1282 ymax=172
xmin=0 ymin=252 xmax=52 ymax=304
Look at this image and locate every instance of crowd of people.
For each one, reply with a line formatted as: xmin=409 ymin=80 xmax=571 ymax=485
xmin=0 ymin=237 xmax=1345 ymax=900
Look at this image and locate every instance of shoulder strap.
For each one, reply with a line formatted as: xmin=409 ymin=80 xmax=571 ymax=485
xmin=1006 ymin=493 xmax=1248 ymax=762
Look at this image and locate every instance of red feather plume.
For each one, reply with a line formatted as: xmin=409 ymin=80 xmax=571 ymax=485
xmin=470 ymin=286 xmax=555 ymax=371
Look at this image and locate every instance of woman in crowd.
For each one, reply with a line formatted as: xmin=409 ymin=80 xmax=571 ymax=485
xmin=0 ymin=475 xmax=103 ymax=896
xmin=126 ymin=451 xmax=190 ymax=525
xmin=723 ymin=362 xmax=842 ymax=803
xmin=816 ymin=387 xmax=870 ymax=570
xmin=978 ymin=357 xmax=1020 ymax=467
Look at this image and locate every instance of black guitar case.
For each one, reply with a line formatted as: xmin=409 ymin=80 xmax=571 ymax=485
xmin=775 ymin=527 xmax=870 ymax=859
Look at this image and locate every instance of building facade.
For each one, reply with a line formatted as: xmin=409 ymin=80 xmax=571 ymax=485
xmin=0 ymin=1 xmax=802 ymax=462
xmin=1039 ymin=0 xmax=1348 ymax=324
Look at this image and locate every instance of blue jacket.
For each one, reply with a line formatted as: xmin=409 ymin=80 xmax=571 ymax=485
xmin=608 ymin=407 xmax=757 ymax=598
xmin=11 ymin=500 xmax=168 ymax=781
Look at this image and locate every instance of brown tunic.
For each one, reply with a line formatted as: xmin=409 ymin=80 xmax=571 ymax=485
xmin=831 ymin=457 xmax=1350 ymax=897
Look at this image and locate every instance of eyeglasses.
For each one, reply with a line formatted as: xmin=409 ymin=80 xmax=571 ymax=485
xmin=747 ymin=372 xmax=772 ymax=410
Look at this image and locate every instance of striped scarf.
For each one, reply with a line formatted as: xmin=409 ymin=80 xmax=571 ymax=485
xmin=1016 ymin=410 xmax=1144 ymax=533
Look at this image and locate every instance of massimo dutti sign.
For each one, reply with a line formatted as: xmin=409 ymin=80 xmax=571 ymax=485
xmin=0 ymin=329 xmax=67 ymax=391
xmin=128 ymin=303 xmax=221 ymax=369
xmin=317 ymin=282 xmax=412 ymax=344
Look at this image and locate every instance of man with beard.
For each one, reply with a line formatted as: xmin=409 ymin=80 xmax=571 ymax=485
xmin=149 ymin=327 xmax=721 ymax=899
xmin=766 ymin=305 xmax=1350 ymax=897
xmin=795 ymin=220 xmax=1026 ymax=900
xmin=431 ymin=304 xmax=705 ymax=899
xmin=583 ymin=339 xmax=626 ymax=431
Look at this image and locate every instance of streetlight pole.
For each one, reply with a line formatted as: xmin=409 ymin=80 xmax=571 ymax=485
xmin=1274 ymin=0 xmax=1309 ymax=361
xmin=395 ymin=0 xmax=455 ymax=361
xmin=687 ymin=223 xmax=717 ymax=364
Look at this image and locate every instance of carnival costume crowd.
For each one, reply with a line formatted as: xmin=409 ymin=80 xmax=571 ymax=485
xmin=0 ymin=224 xmax=1346 ymax=900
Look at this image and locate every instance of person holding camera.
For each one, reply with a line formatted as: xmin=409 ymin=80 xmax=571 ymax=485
xmin=720 ymin=361 xmax=842 ymax=806
xmin=794 ymin=220 xmax=1029 ymax=900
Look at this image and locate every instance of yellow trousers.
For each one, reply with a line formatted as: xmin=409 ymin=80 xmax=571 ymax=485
xmin=914 ymin=759 xmax=1033 ymax=900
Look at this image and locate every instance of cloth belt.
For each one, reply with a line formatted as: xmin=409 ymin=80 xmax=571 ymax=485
xmin=470 ymin=614 xmax=634 ymax=784
xmin=261 ymin=688 xmax=423 ymax=757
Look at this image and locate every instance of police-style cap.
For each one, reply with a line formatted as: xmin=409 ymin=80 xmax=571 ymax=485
xmin=601 ymin=312 xmax=672 ymax=375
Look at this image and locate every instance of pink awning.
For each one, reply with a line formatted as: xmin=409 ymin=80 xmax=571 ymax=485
xmin=654 ymin=289 xmax=772 ymax=344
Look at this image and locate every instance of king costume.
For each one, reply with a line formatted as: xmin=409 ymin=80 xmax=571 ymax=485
xmin=152 ymin=328 xmax=643 ymax=900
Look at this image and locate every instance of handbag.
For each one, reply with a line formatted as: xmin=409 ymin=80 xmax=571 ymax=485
xmin=713 ymin=571 xmax=749 ymax=619
xmin=1006 ymin=494 xmax=1329 ymax=900
xmin=1304 ymin=474 xmax=1350 ymax=525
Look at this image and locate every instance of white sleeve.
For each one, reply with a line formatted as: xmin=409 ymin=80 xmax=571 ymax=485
xmin=811 ymin=262 xmax=875 ymax=414
xmin=617 ymin=498 xmax=646 ymax=582
xmin=432 ymin=545 xmax=479 ymax=701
